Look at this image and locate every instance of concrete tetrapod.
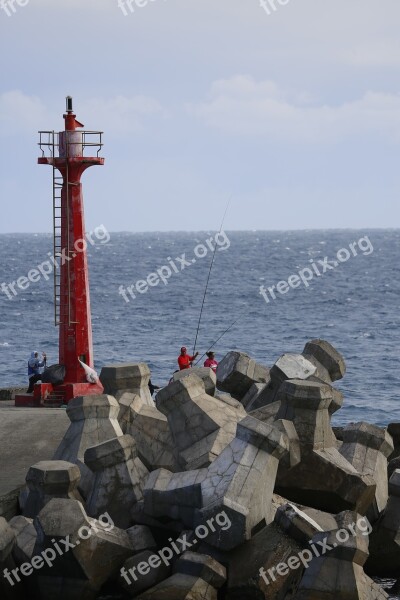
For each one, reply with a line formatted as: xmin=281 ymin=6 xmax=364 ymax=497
xmin=156 ymin=373 xmax=247 ymax=471
xmin=120 ymin=394 xmax=180 ymax=472
xmin=136 ymin=551 xmax=227 ymax=600
xmin=0 ymin=517 xmax=25 ymax=600
xmin=367 ymin=469 xmax=400 ymax=575
xmin=84 ymin=434 xmax=149 ymax=528
xmin=144 ymin=415 xmax=289 ymax=550
xmin=339 ymin=422 xmax=394 ymax=521
xmin=227 ymin=502 xmax=337 ymax=598
xmin=52 ymin=395 xmax=124 ymax=499
xmin=274 ymin=380 xmax=376 ymax=514
xmin=240 ymin=339 xmax=346 ymax=414
xmin=387 ymin=423 xmax=400 ymax=461
xmin=241 ymin=382 xmax=268 ymax=411
xmin=388 ymin=456 xmax=400 ymax=479
xmin=293 ymin=511 xmax=388 ymax=600
xmin=173 ymin=367 xmax=217 ymax=396
xmin=246 ymin=353 xmax=317 ymax=410
xmin=216 ymin=351 xmax=270 ymax=401
xmin=225 ymin=518 xmax=303 ymax=600
xmin=100 ymin=363 xmax=155 ymax=404
xmin=118 ymin=549 xmax=171 ymax=597
xmin=22 ymin=460 xmax=83 ymax=519
xmin=8 ymin=516 xmax=36 ymax=565
xmin=302 ymin=338 xmax=346 ymax=384
xmin=33 ymin=497 xmax=133 ymax=600
xmin=126 ymin=524 xmax=157 ymax=554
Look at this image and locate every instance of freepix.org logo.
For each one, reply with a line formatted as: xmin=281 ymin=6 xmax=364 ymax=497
xmin=259 ymin=0 xmax=291 ymax=16
xmin=0 ymin=225 xmax=111 ymax=301
xmin=117 ymin=0 xmax=165 ymax=17
xmin=118 ymin=230 xmax=231 ymax=303
xmin=120 ymin=511 xmax=232 ymax=586
xmin=3 ymin=512 xmax=114 ymax=587
xmin=0 ymin=0 xmax=29 ymax=17
xmin=259 ymin=514 xmax=372 ymax=586
xmin=259 ymin=235 xmax=373 ymax=305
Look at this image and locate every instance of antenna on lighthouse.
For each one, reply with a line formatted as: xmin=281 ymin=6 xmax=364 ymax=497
xmin=66 ymin=96 xmax=73 ymax=113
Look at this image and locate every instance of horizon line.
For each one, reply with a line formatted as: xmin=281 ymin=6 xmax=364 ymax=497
xmin=0 ymin=226 xmax=399 ymax=235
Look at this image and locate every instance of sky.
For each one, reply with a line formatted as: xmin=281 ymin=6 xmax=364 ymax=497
xmin=1 ymin=0 xmax=400 ymax=232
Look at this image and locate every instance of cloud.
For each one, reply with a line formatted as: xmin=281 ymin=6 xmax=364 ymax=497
xmin=0 ymin=91 xmax=49 ymax=134
xmin=80 ymin=95 xmax=167 ymax=134
xmin=187 ymin=76 xmax=400 ymax=143
xmin=0 ymin=91 xmax=167 ymax=137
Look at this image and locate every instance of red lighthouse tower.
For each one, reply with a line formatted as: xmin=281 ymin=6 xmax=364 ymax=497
xmin=18 ymin=98 xmax=105 ymax=406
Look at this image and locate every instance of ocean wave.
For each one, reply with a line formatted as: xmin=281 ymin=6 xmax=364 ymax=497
xmin=1 ymin=230 xmax=399 ymax=427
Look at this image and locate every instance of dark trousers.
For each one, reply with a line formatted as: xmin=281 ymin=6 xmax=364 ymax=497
xmin=27 ymin=374 xmax=42 ymax=393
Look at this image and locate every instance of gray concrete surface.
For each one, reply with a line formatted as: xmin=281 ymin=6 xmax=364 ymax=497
xmin=0 ymin=402 xmax=69 ymax=517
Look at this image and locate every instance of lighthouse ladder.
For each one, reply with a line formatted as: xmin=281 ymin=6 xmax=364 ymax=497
xmin=52 ymin=131 xmax=63 ymax=326
xmin=52 ymin=131 xmax=73 ymax=326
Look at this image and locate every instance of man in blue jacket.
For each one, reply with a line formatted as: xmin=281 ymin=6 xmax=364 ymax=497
xmin=27 ymin=351 xmax=47 ymax=393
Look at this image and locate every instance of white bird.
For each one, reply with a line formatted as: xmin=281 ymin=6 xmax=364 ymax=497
xmin=78 ymin=358 xmax=99 ymax=384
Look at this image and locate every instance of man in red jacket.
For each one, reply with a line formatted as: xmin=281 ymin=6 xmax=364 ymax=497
xmin=178 ymin=347 xmax=198 ymax=370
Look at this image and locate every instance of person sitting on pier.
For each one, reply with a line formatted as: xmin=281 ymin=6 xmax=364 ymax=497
xmin=27 ymin=351 xmax=47 ymax=393
xmin=178 ymin=347 xmax=198 ymax=370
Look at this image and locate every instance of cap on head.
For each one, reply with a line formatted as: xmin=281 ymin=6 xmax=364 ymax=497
xmin=181 ymin=347 xmax=187 ymax=352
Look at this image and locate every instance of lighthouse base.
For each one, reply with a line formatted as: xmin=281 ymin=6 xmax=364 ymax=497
xmin=15 ymin=381 xmax=104 ymax=408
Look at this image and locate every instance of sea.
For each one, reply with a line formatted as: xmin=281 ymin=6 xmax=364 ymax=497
xmin=0 ymin=229 xmax=399 ymax=427
xmin=0 ymin=229 xmax=399 ymax=597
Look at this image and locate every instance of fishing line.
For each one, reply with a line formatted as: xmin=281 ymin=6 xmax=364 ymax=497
xmin=194 ymin=311 xmax=244 ymax=366
xmin=192 ymin=195 xmax=232 ymax=356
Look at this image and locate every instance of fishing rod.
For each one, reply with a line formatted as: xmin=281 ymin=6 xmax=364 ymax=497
xmin=194 ymin=312 xmax=244 ymax=366
xmin=192 ymin=196 xmax=232 ymax=356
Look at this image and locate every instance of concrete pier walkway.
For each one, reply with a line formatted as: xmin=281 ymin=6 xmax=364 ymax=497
xmin=0 ymin=401 xmax=69 ymax=518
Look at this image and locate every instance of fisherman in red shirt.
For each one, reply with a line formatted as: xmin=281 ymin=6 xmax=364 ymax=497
xmin=178 ymin=347 xmax=199 ymax=370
